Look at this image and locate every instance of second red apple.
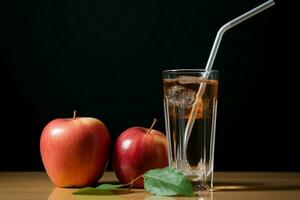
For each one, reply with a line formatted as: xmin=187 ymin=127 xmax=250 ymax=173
xmin=113 ymin=119 xmax=168 ymax=188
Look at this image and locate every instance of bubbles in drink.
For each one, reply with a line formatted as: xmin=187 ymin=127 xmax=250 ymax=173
xmin=165 ymin=85 xmax=196 ymax=108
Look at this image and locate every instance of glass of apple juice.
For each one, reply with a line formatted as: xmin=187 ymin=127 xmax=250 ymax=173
xmin=162 ymin=69 xmax=218 ymax=191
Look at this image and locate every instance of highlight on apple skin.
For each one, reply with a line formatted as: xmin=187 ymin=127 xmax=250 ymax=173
xmin=40 ymin=113 xmax=110 ymax=188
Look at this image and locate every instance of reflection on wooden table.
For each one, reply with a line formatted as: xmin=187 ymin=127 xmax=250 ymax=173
xmin=1 ymin=171 xmax=300 ymax=200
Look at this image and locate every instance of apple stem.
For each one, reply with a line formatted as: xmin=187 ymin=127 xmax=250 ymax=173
xmin=147 ymin=118 xmax=157 ymax=134
xmin=73 ymin=110 xmax=77 ymax=119
xmin=125 ymin=174 xmax=144 ymax=190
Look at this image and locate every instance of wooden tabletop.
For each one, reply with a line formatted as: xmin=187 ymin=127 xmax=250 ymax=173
xmin=1 ymin=171 xmax=300 ymax=200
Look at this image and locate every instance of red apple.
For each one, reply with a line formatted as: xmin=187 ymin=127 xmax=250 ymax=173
xmin=113 ymin=119 xmax=168 ymax=188
xmin=40 ymin=111 xmax=110 ymax=187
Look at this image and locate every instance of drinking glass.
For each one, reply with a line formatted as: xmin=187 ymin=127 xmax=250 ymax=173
xmin=163 ymin=69 xmax=218 ymax=191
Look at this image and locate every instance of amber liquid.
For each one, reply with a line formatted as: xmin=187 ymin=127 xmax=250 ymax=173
xmin=163 ymin=76 xmax=218 ymax=189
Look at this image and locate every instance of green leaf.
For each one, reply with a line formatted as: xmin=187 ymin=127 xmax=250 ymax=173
xmin=72 ymin=183 xmax=128 ymax=196
xmin=73 ymin=187 xmax=114 ymax=195
xmin=144 ymin=167 xmax=194 ymax=197
xmin=72 ymin=186 xmax=130 ymax=196
xmin=96 ymin=183 xmax=126 ymax=190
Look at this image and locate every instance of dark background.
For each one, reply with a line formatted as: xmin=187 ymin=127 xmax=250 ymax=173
xmin=1 ymin=0 xmax=298 ymax=171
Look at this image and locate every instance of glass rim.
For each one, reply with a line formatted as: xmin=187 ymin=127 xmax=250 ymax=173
xmin=162 ymin=69 xmax=218 ymax=73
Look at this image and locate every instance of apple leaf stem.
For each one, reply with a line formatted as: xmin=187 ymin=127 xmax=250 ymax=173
xmin=73 ymin=110 xmax=77 ymax=119
xmin=127 ymin=174 xmax=144 ymax=190
xmin=147 ymin=118 xmax=157 ymax=134
xmin=91 ymin=174 xmax=144 ymax=191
